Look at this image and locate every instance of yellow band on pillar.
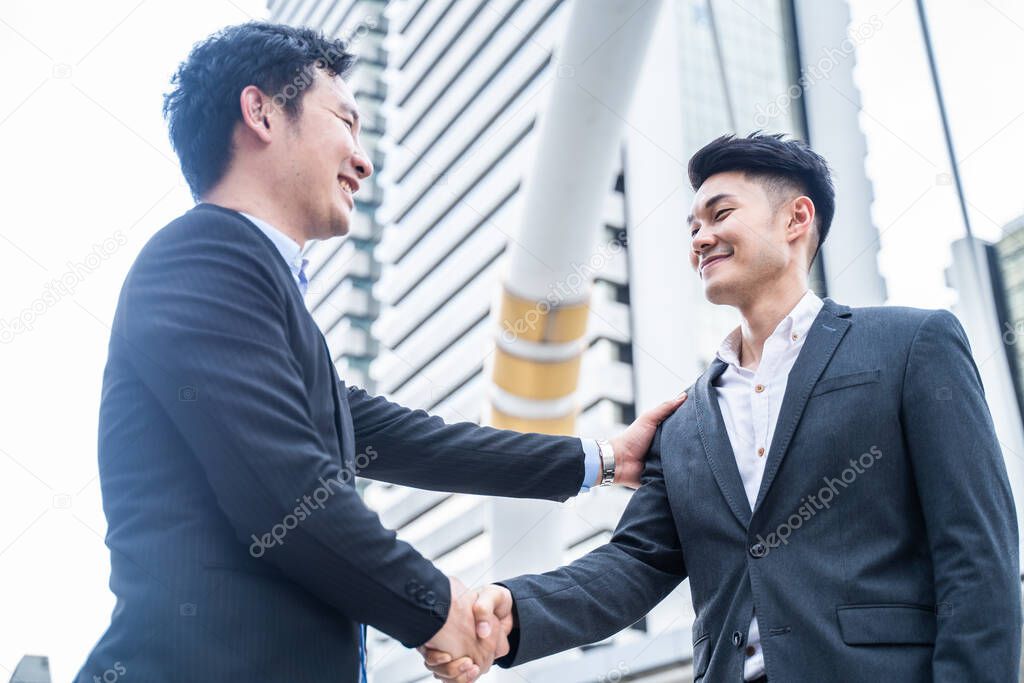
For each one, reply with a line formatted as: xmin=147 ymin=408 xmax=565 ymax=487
xmin=492 ymin=346 xmax=581 ymax=400
xmin=498 ymin=288 xmax=589 ymax=344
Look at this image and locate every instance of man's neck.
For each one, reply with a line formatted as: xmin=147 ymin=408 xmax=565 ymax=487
xmin=735 ymin=279 xmax=809 ymax=371
xmin=202 ymin=184 xmax=306 ymax=249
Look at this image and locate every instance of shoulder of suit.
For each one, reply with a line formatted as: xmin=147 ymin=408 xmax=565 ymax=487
xmin=134 ymin=205 xmax=271 ymax=266
xmin=148 ymin=204 xmax=258 ymax=246
xmin=843 ymin=303 xmax=961 ymax=337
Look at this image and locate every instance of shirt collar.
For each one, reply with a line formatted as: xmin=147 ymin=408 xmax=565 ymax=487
xmin=716 ymin=290 xmax=824 ymax=368
xmin=240 ymin=212 xmax=310 ymax=294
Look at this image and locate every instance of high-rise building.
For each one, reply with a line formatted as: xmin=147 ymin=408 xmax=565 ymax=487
xmin=996 ymin=215 xmax=1024 ymax=413
xmin=946 ymin=227 xmax=1024 ymax=569
xmin=270 ymin=0 xmax=884 ymax=679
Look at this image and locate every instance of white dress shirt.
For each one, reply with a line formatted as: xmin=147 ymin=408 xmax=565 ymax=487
xmin=712 ymin=289 xmax=824 ymax=681
xmin=240 ymin=212 xmax=311 ymax=296
xmin=235 ymin=210 xmax=602 ymax=493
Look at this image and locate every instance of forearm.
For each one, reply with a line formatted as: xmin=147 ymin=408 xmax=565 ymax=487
xmin=499 ymin=543 xmax=683 ymax=665
xmin=349 ymin=387 xmax=585 ymax=501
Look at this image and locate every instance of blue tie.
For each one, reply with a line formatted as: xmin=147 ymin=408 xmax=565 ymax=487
xmin=297 ymin=258 xmax=309 ymax=297
xmin=359 ymin=623 xmax=369 ymax=683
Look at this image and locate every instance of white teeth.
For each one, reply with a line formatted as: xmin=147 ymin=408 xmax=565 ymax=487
xmin=339 ymin=178 xmax=352 ymax=194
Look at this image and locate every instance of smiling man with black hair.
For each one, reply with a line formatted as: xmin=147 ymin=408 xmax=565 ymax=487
xmin=426 ymin=132 xmax=1021 ymax=682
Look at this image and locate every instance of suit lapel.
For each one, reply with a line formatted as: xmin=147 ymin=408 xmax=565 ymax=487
xmin=752 ymin=298 xmax=852 ymax=512
xmin=694 ymin=358 xmax=752 ymax=528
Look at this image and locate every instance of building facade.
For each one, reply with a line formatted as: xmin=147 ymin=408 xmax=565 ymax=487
xmin=269 ymin=0 xmax=884 ymax=680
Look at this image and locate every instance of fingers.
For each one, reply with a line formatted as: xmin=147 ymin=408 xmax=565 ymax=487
xmin=424 ymin=656 xmax=478 ymax=681
xmin=645 ymin=391 xmax=687 ymax=423
xmin=419 ymin=647 xmax=453 ymax=667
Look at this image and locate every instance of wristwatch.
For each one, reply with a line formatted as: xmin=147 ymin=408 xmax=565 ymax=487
xmin=597 ymin=439 xmax=615 ymax=486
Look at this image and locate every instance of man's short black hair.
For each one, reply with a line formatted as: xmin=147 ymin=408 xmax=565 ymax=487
xmin=687 ymin=132 xmax=835 ymax=263
xmin=163 ymin=22 xmax=356 ymax=199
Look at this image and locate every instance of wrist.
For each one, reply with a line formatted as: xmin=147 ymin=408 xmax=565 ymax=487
xmin=596 ymin=439 xmax=616 ymax=486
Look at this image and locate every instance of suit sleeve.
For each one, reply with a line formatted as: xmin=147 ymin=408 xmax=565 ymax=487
xmin=347 ymin=388 xmax=585 ymax=502
xmin=496 ymin=424 xmax=687 ymax=666
xmin=117 ymin=219 xmax=448 ymax=648
xmin=900 ymin=309 xmax=1021 ymax=680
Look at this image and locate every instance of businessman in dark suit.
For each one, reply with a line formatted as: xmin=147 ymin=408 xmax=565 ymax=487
xmin=75 ymin=23 xmax=685 ymax=683
xmin=426 ymin=133 xmax=1021 ymax=681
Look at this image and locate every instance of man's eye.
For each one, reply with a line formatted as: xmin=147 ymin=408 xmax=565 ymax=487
xmin=714 ymin=208 xmax=732 ymax=221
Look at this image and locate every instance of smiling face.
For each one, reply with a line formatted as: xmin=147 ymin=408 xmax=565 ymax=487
xmin=687 ymin=171 xmax=815 ymax=308
xmin=272 ymin=69 xmax=372 ymax=240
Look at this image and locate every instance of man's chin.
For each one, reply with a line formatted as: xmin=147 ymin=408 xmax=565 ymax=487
xmin=329 ymin=205 xmax=352 ymax=237
xmin=703 ymin=281 xmax=735 ymax=306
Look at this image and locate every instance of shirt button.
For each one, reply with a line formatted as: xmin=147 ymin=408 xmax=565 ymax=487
xmin=754 ymin=384 xmax=765 ymax=393
xmin=792 ymin=333 xmax=799 ymax=341
xmin=750 ymin=542 xmax=768 ymax=558
xmin=732 ymin=630 xmax=744 ymax=647
xmin=757 ymin=447 xmax=765 ymax=457
xmin=745 ymin=645 xmax=756 ymax=657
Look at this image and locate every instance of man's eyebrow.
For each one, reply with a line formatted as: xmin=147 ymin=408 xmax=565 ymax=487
xmin=686 ymin=193 xmax=736 ymax=226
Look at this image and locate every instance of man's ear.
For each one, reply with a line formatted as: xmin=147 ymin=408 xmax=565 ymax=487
xmin=238 ymin=85 xmax=276 ymax=144
xmin=786 ymin=195 xmax=816 ymax=245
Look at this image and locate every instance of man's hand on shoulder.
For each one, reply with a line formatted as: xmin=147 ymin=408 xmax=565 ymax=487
xmin=607 ymin=392 xmax=687 ymax=488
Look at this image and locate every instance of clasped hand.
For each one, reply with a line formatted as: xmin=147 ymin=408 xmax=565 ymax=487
xmin=418 ymin=580 xmax=514 ymax=682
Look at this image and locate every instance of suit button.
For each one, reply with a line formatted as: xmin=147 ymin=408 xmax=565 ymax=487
xmin=406 ymin=580 xmax=420 ymax=596
xmin=424 ymin=591 xmax=437 ymax=606
xmin=750 ymin=542 xmax=767 ymax=558
xmin=732 ymin=630 xmax=744 ymax=647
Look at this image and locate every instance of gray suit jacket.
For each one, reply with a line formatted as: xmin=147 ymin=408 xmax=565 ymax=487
xmin=499 ymin=299 xmax=1021 ymax=682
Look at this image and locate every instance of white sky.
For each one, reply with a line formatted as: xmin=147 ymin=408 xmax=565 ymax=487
xmin=0 ymin=0 xmax=1021 ymax=679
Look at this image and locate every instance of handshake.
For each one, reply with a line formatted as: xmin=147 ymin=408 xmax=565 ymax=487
xmin=418 ymin=578 xmax=515 ymax=682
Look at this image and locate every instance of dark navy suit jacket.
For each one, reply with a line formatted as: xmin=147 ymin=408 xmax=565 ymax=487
xmin=77 ymin=204 xmax=587 ymax=682
xmin=500 ymin=299 xmax=1021 ymax=682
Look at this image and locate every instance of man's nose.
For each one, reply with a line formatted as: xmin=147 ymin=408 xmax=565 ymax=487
xmin=352 ymin=149 xmax=373 ymax=180
xmin=691 ymin=227 xmax=715 ymax=254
